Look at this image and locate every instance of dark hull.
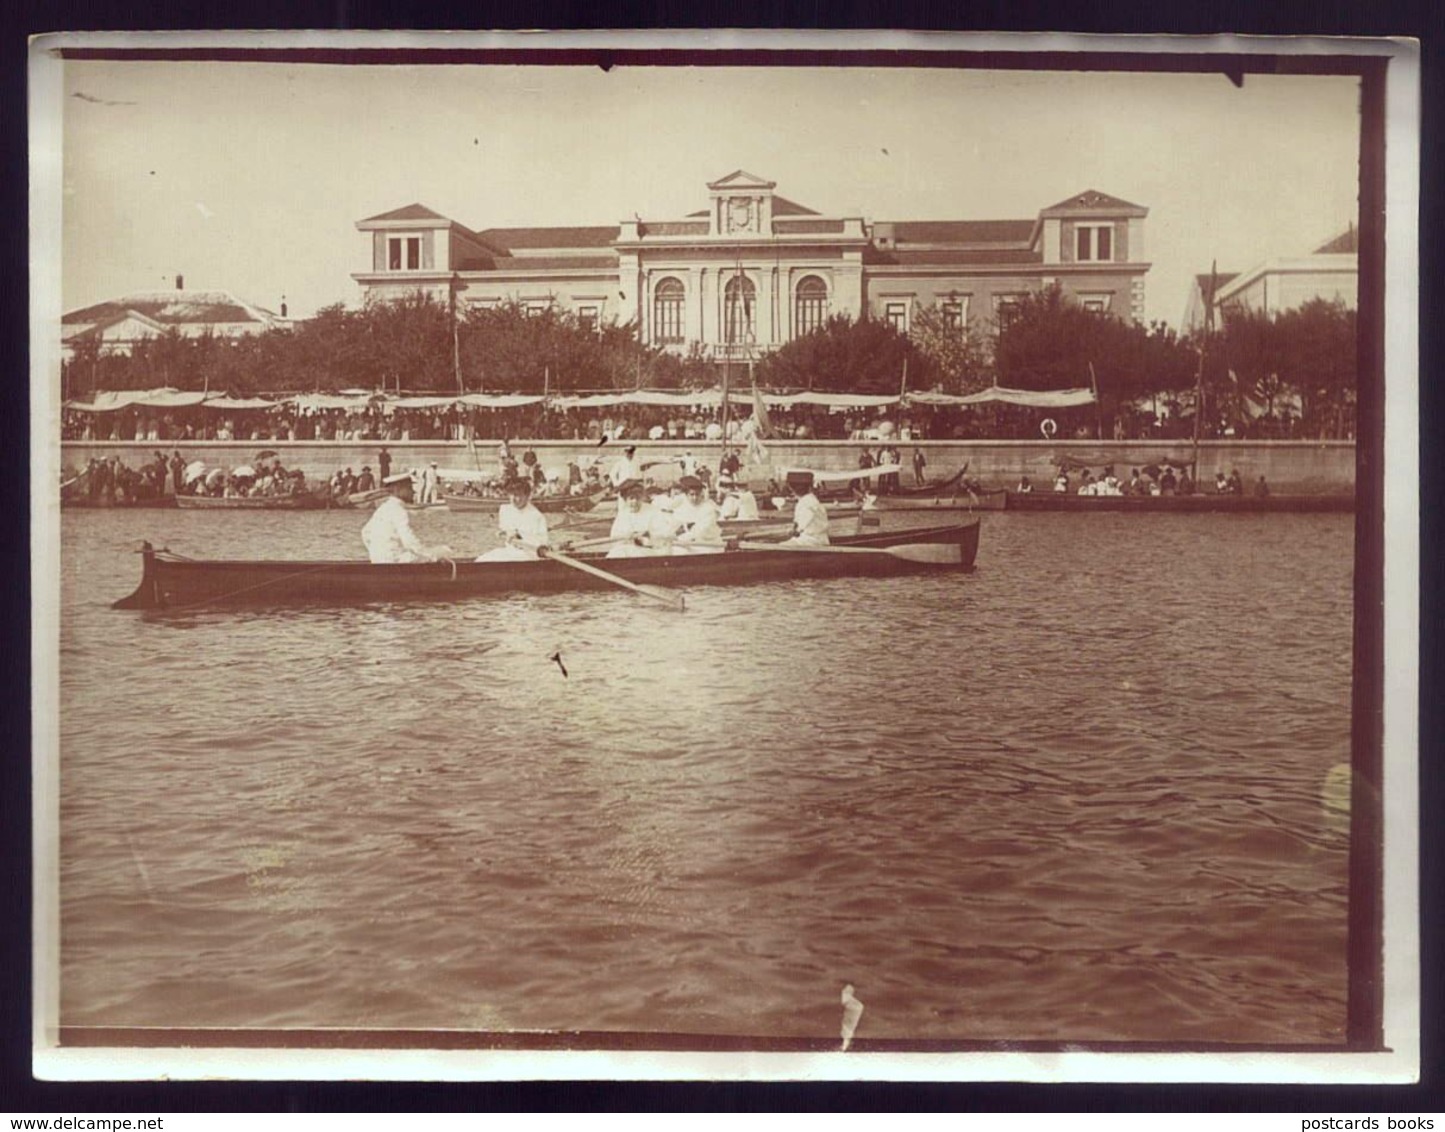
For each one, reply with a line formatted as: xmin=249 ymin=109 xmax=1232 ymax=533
xmin=62 ymin=495 xmax=177 ymax=509
xmin=175 ymin=493 xmax=330 ymax=511
xmin=113 ymin=520 xmax=981 ymax=610
xmin=1004 ymin=491 xmax=1353 ymax=513
xmin=444 ymin=492 xmax=601 ymax=514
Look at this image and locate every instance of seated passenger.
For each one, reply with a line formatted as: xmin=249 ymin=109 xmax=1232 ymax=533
xmin=785 ymin=473 xmax=830 ymax=546
xmin=475 ymin=478 xmax=551 ymax=562
xmin=363 ymin=474 xmax=446 ymax=564
xmin=667 ymin=475 xmax=725 ymax=554
xmin=606 ymin=480 xmax=658 ymax=559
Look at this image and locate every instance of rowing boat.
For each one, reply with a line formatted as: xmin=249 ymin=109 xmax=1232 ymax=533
xmin=1003 ymin=491 xmax=1353 ymax=513
xmin=174 ymin=492 xmax=331 ymax=511
xmin=112 ymin=519 xmax=981 ymax=611
xmin=443 ymin=491 xmax=602 ymax=515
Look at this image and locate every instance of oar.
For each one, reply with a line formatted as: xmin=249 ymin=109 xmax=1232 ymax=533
xmin=539 ymin=547 xmax=685 ymax=611
xmin=732 ymin=539 xmax=961 ymax=565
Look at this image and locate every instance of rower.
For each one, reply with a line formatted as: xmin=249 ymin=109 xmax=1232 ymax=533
xmin=609 ymin=445 xmax=641 ymax=491
xmin=605 ymin=479 xmax=657 ymax=559
xmin=667 ymin=475 xmax=724 ymax=554
xmin=785 ymin=472 xmax=830 ymax=546
xmin=475 ymin=477 xmax=552 ymax=562
xmin=362 ymin=473 xmax=445 ymax=564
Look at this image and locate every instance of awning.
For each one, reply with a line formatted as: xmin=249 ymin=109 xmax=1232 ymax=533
xmin=203 ymin=396 xmax=282 ymax=410
xmin=63 ymin=388 xmax=212 ymax=411
xmin=906 ymin=386 xmax=1096 ymax=408
xmin=454 ymin=394 xmax=547 ymax=409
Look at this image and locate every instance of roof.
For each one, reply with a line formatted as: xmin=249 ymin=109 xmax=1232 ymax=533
xmin=770 ymin=195 xmax=820 ymax=217
xmin=1314 ymin=227 xmax=1358 ymax=254
xmin=1040 ymin=190 xmax=1148 ymax=216
xmin=63 ymin=290 xmax=277 ymax=328
xmin=359 ymin=202 xmax=451 ymax=224
xmin=867 ymin=247 xmax=1043 ymax=267
xmin=474 ymin=225 xmax=621 ymax=250
xmin=885 ymin=219 xmax=1035 ymax=245
xmin=482 ymin=255 xmax=621 ymax=271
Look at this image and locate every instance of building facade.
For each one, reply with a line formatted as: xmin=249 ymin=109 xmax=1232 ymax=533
xmin=355 ymin=171 xmax=1150 ymax=357
xmin=62 ymin=281 xmax=289 ymax=360
xmin=1181 ymin=227 xmax=1358 ymax=332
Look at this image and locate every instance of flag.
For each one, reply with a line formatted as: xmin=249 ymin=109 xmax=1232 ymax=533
xmin=745 ymin=425 xmax=767 ymax=467
xmin=751 ymin=380 xmax=775 ymax=440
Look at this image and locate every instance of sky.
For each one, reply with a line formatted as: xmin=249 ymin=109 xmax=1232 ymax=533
xmin=53 ymin=50 xmax=1362 ymax=330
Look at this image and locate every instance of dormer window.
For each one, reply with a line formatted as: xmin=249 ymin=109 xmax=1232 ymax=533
xmin=388 ymin=236 xmax=421 ymax=271
xmin=1076 ymin=224 xmax=1114 ymax=263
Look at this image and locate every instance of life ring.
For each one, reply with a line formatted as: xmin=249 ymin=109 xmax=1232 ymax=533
xmin=1040 ymin=418 xmax=1058 ymax=439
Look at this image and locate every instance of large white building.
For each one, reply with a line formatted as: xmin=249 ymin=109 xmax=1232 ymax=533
xmin=1182 ymin=226 xmax=1358 ymax=332
xmin=355 ymin=170 xmax=1152 ymax=360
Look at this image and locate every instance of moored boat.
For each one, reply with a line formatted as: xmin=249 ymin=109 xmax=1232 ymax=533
xmin=174 ymin=492 xmax=332 ymax=511
xmin=112 ymin=519 xmax=981 ymax=611
xmin=1003 ymin=491 xmax=1353 ymax=513
xmin=444 ymin=490 xmax=602 ymax=514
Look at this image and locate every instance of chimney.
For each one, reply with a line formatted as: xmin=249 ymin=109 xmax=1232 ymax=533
xmin=175 ymin=274 xmax=184 ymax=290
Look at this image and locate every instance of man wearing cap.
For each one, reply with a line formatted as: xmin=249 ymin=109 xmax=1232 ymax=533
xmin=363 ymin=474 xmax=441 ymax=564
xmin=609 ymin=445 xmax=641 ymax=490
xmin=420 ymin=461 xmax=440 ymax=504
xmin=785 ymin=472 xmax=830 ymax=546
xmin=355 ymin=465 xmax=376 ymax=494
xmin=605 ymin=479 xmax=658 ymax=559
xmin=475 ymin=478 xmax=551 ymax=562
xmin=665 ymin=475 xmax=724 ymax=554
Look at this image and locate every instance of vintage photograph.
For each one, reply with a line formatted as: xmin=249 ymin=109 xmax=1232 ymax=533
xmin=30 ymin=32 xmax=1418 ymax=1081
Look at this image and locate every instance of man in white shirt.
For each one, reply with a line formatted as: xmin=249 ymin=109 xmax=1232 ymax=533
xmin=786 ymin=474 xmax=831 ymax=546
xmin=666 ymin=475 xmax=724 ymax=554
xmin=362 ymin=474 xmax=443 ymax=564
xmin=420 ymin=461 xmax=440 ymax=504
xmin=609 ymin=445 xmax=641 ymax=490
xmin=476 ymin=478 xmax=552 ymax=562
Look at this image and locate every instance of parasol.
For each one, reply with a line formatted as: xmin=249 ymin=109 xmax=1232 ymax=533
xmin=255 ymin=449 xmax=279 ymax=462
xmin=184 ymin=460 xmax=208 ymax=483
xmin=206 ymin=468 xmax=226 ymax=483
xmin=230 ymin=464 xmax=257 ymax=478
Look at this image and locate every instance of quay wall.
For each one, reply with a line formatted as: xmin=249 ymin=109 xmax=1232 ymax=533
xmin=59 ymin=439 xmax=1357 ymax=494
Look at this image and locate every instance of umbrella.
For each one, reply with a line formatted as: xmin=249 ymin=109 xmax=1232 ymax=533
xmin=231 ymin=464 xmax=257 ymax=478
xmin=206 ymin=468 xmax=226 ymax=483
xmin=184 ymin=460 xmax=208 ymax=483
xmin=255 ymin=449 xmax=279 ymax=462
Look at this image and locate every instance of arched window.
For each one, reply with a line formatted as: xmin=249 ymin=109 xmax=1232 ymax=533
xmin=724 ymin=275 xmax=756 ymax=345
xmin=653 ymin=277 xmax=685 ymax=344
xmin=795 ymin=275 xmax=828 ymax=337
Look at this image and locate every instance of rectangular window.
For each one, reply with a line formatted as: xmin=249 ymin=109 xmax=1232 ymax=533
xmin=1079 ymin=293 xmax=1112 ymax=314
xmin=1076 ymin=224 xmax=1113 ymax=263
xmin=578 ymin=306 xmax=599 ymax=331
xmin=884 ymin=301 xmax=909 ymax=332
xmin=388 ymin=236 xmax=421 ymax=271
xmin=993 ymin=294 xmax=1023 ymax=329
xmin=942 ymin=299 xmax=968 ymax=331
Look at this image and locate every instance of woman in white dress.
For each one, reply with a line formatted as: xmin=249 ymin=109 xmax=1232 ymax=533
xmin=475 ymin=479 xmax=552 ymax=562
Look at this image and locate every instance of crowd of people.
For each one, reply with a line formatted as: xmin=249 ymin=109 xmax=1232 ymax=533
xmin=63 ymin=397 xmax=1325 ymax=446
xmin=1023 ymin=462 xmax=1271 ymax=498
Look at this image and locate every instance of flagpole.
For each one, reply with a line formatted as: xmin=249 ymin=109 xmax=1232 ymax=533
xmin=1192 ymin=261 xmax=1217 ymax=486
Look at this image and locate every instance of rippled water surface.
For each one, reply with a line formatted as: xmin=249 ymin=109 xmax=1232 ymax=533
xmin=53 ymin=508 xmax=1355 ymax=1043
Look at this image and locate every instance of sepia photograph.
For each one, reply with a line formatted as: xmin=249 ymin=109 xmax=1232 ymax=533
xmin=29 ymin=31 xmax=1419 ymax=1083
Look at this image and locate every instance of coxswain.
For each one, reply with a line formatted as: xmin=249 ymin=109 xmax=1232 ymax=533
xmin=605 ymin=479 xmax=658 ymax=559
xmin=475 ymin=477 xmax=551 ymax=562
xmin=785 ymin=472 xmax=830 ymax=546
xmin=362 ymin=474 xmax=444 ymax=564
xmin=668 ymin=475 xmax=724 ymax=554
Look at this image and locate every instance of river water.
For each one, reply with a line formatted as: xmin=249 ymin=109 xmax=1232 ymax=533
xmin=51 ymin=507 xmax=1355 ymax=1046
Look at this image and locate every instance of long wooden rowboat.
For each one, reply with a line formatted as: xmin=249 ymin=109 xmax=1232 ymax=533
xmin=112 ymin=519 xmax=980 ymax=611
xmin=1003 ymin=491 xmax=1353 ymax=513
xmin=174 ymin=492 xmax=330 ymax=511
xmin=443 ymin=491 xmax=602 ymax=515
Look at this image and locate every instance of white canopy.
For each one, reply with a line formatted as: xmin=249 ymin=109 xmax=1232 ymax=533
xmin=906 ymin=386 xmax=1096 ymax=408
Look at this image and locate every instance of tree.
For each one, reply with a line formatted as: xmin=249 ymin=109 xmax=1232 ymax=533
xmin=908 ymin=303 xmax=992 ymax=394
xmin=754 ymin=313 xmax=924 ymax=393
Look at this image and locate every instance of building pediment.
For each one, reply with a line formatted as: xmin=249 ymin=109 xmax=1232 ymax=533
xmin=706 ymin=169 xmax=777 ymax=192
xmin=1040 ymin=190 xmax=1149 ymax=218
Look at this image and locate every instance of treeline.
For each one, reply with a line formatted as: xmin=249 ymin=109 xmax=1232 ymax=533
xmin=62 ymin=287 xmax=1357 ymax=437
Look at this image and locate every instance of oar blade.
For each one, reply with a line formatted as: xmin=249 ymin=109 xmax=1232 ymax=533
xmin=889 ymin=543 xmax=962 ymax=565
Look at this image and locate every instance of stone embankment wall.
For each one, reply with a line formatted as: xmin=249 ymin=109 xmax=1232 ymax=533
xmin=60 ymin=439 xmax=1356 ymax=494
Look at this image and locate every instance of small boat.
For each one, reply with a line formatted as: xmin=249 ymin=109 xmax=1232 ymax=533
xmin=1003 ymin=491 xmax=1354 ymax=513
xmin=112 ymin=519 xmax=981 ymax=611
xmin=174 ymin=492 xmax=332 ymax=511
xmin=444 ymin=491 xmax=602 ymax=515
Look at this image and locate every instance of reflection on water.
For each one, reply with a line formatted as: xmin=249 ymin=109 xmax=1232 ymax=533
xmin=55 ymin=509 xmax=1355 ymax=1042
